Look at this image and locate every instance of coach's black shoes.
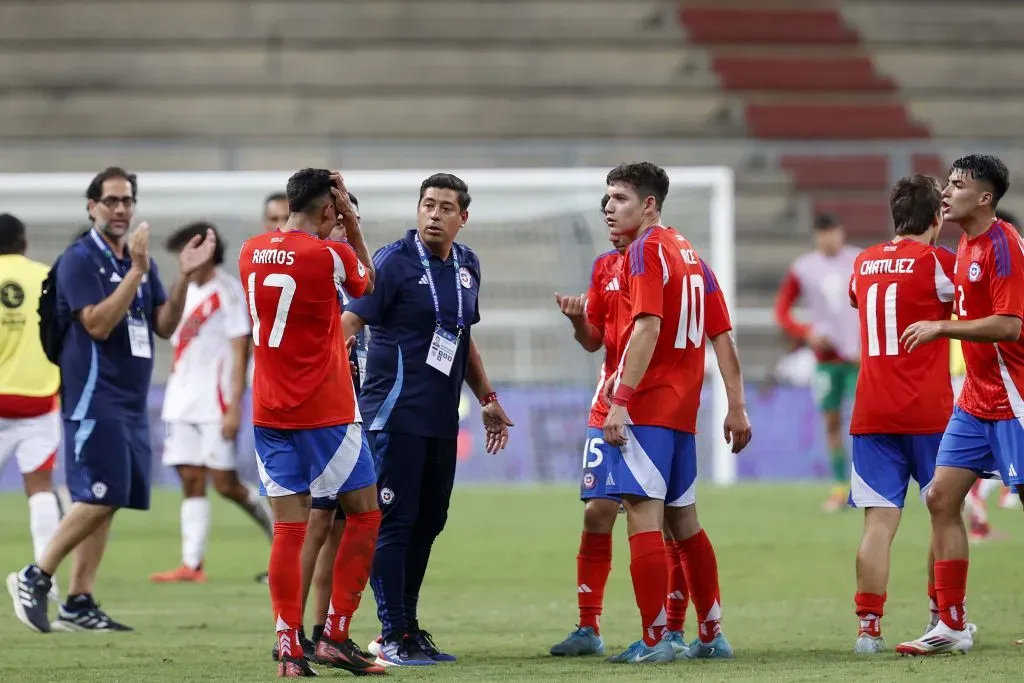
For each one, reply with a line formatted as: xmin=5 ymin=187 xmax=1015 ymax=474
xmin=272 ymin=629 xmax=317 ymax=661
xmin=414 ymin=628 xmax=457 ymax=662
xmin=314 ymin=636 xmax=387 ymax=675
xmin=7 ymin=565 xmax=52 ymax=633
xmin=51 ymin=594 xmax=133 ymax=632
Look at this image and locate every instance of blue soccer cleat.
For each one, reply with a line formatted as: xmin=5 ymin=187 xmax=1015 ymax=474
xmin=685 ymin=633 xmax=734 ymax=659
xmin=550 ymin=626 xmax=604 ymax=656
xmin=374 ymin=634 xmax=437 ymax=667
xmin=607 ymin=638 xmax=675 ymax=663
xmin=414 ymin=629 xmax=457 ymax=662
xmin=662 ymin=630 xmax=690 ymax=658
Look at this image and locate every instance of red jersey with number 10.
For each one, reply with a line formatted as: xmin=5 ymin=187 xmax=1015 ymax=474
xmin=617 ymin=227 xmax=732 ymax=433
xmin=848 ymin=239 xmax=956 ymax=434
xmin=239 ymin=230 xmax=369 ymax=429
xmin=585 ymin=250 xmax=624 ymax=427
xmin=954 ymin=220 xmax=1024 ymax=421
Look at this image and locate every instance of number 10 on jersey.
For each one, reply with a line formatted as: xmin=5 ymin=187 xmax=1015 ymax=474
xmin=248 ymin=272 xmax=296 ymax=348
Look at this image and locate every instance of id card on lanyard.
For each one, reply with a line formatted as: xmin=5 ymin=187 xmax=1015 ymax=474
xmin=414 ymin=234 xmax=463 ymax=376
xmin=90 ymin=229 xmax=151 ymax=359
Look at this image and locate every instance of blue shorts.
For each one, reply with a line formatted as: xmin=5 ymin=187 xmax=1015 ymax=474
xmin=849 ymin=433 xmax=942 ymax=508
xmin=936 ymin=407 xmax=1024 ymax=487
xmin=580 ymin=427 xmax=621 ymax=502
xmin=254 ymin=423 xmax=376 ymax=499
xmin=64 ymin=417 xmax=152 ymax=510
xmin=612 ymin=425 xmax=697 ymax=506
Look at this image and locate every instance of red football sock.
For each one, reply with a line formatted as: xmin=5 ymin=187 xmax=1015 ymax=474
xmin=934 ymin=559 xmax=968 ymax=631
xmin=629 ymin=531 xmax=667 ymax=646
xmin=854 ymin=592 xmax=886 ymax=638
xmin=577 ymin=531 xmax=612 ymax=635
xmin=676 ymin=530 xmax=722 ymax=644
xmin=324 ymin=509 xmax=381 ymax=643
xmin=270 ymin=522 xmax=306 ymax=656
xmin=665 ymin=540 xmax=689 ymax=632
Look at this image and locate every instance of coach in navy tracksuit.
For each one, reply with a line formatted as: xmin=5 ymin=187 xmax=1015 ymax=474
xmin=343 ymin=173 xmax=512 ymax=666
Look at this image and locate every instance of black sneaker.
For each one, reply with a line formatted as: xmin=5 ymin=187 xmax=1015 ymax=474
xmin=314 ymin=636 xmax=387 ymax=675
xmin=6 ymin=565 xmax=51 ymax=633
xmin=414 ymin=628 xmax=457 ymax=662
xmin=272 ymin=629 xmax=316 ymax=661
xmin=51 ymin=595 xmax=132 ymax=632
xmin=278 ymin=655 xmax=318 ymax=678
xmin=256 ymin=571 xmax=269 ymax=585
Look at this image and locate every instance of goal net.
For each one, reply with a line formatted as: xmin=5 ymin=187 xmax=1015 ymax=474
xmin=0 ymin=167 xmax=736 ymax=488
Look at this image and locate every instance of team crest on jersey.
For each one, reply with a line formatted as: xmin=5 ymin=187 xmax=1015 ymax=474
xmin=582 ymin=472 xmax=597 ymax=490
xmin=459 ymin=267 xmax=473 ymax=289
xmin=380 ymin=487 xmax=395 ymax=505
xmin=358 ymin=261 xmax=366 ymax=277
xmin=968 ymin=261 xmax=982 ymax=282
xmin=91 ymin=482 xmax=108 ymax=499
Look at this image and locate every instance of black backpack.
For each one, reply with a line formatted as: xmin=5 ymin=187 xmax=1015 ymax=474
xmin=38 ymin=255 xmax=66 ymax=365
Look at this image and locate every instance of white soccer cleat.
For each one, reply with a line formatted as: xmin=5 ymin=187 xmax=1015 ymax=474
xmin=367 ymin=635 xmax=383 ymax=657
xmin=853 ymin=634 xmax=886 ymax=654
xmin=897 ymin=620 xmax=974 ymax=656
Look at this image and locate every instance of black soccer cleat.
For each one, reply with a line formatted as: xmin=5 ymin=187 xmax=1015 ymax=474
xmin=51 ymin=597 xmax=133 ymax=632
xmin=278 ymin=655 xmax=319 ymax=678
xmin=314 ymin=636 xmax=388 ymax=676
xmin=7 ymin=566 xmax=52 ymax=633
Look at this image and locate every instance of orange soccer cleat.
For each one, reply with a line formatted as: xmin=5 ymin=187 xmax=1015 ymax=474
xmin=149 ymin=565 xmax=207 ymax=583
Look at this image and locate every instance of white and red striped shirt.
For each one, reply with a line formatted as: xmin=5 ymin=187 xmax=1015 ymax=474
xmin=161 ymin=269 xmax=251 ymax=423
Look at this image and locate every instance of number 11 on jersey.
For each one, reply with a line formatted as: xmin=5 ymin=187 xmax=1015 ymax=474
xmin=248 ymin=272 xmax=296 ymax=348
xmin=865 ymin=282 xmax=897 ymax=357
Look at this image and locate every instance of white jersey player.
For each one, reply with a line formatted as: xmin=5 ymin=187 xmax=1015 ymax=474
xmin=149 ymin=223 xmax=273 ymax=584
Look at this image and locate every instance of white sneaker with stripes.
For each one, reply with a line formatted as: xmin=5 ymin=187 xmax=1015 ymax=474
xmin=897 ymin=620 xmax=975 ymax=656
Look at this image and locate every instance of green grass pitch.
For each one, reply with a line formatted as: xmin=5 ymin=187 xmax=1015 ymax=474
xmin=0 ymin=484 xmax=1021 ymax=681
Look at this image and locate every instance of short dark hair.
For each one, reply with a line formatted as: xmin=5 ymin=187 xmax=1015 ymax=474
xmin=264 ymin=191 xmax=287 ymax=207
xmin=347 ymin=192 xmax=359 ymax=209
xmin=86 ymin=166 xmax=137 ymax=219
xmin=600 ymin=194 xmax=610 ymax=212
xmin=949 ymin=154 xmax=1009 ymax=207
xmin=605 ymin=162 xmax=670 ymax=211
xmin=0 ymin=213 xmax=26 ymax=255
xmin=813 ymin=213 xmax=840 ymax=231
xmin=286 ymin=168 xmax=334 ymax=215
xmin=890 ymin=175 xmax=942 ymax=236
xmin=164 ymin=221 xmax=224 ymax=266
xmin=419 ymin=173 xmax=471 ymax=211
xmin=996 ymin=209 xmax=1019 ymax=226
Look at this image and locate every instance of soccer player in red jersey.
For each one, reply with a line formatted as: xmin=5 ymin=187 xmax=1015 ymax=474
xmin=239 ymin=169 xmax=385 ymax=677
xmin=897 ymin=155 xmax=1022 ymax=656
xmin=846 ymin=175 xmax=959 ymax=653
xmin=549 ymin=196 xmax=691 ymax=658
xmin=602 ymin=162 xmax=752 ymax=664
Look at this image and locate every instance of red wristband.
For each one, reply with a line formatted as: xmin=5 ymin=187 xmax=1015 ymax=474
xmin=611 ymin=384 xmax=635 ymax=407
xmin=480 ymin=392 xmax=498 ymax=407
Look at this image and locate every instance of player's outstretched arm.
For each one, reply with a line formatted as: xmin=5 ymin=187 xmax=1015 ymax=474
xmin=466 ymin=337 xmax=513 ymax=454
xmin=341 ymin=310 xmax=365 ymax=342
xmin=554 ymin=292 xmax=602 ymax=352
xmin=902 ymin=315 xmax=1022 ymax=351
xmin=603 ymin=314 xmax=660 ymax=446
xmin=709 ymin=330 xmax=752 ymax=454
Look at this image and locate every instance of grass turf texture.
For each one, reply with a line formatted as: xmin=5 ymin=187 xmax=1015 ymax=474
xmin=0 ymin=484 xmax=1021 ymax=681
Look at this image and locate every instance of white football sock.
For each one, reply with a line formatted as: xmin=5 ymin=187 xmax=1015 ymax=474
xmin=28 ymin=491 xmax=61 ymax=563
xmin=181 ymin=497 xmax=211 ymax=570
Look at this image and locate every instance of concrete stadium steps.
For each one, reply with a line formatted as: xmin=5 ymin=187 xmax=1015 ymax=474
xmin=0 ymin=1 xmax=684 ymax=44
xmin=840 ymin=2 xmax=1024 ymax=45
xmin=870 ymin=48 xmax=1024 ymax=93
xmin=0 ymin=92 xmax=740 ymax=139
xmin=0 ymin=46 xmax=717 ymax=91
xmin=907 ymin=97 xmax=1024 ymax=139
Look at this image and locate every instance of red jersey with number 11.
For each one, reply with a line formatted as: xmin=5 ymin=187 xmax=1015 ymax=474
xmin=239 ymin=230 xmax=369 ymax=429
xmin=617 ymin=227 xmax=731 ymax=433
xmin=848 ymin=239 xmax=955 ymax=434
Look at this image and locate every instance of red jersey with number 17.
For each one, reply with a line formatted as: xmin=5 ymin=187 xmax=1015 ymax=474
xmin=848 ymin=239 xmax=956 ymax=434
xmin=617 ymin=227 xmax=732 ymax=433
xmin=954 ymin=220 xmax=1024 ymax=421
xmin=585 ymin=250 xmax=625 ymax=428
xmin=239 ymin=230 xmax=369 ymax=430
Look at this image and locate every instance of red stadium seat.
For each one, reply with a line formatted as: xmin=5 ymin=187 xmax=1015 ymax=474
xmin=681 ymin=7 xmax=859 ymax=44
xmin=746 ymin=104 xmax=929 ymax=139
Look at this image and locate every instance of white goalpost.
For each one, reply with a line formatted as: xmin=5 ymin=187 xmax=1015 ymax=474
xmin=0 ymin=166 xmax=736 ymax=485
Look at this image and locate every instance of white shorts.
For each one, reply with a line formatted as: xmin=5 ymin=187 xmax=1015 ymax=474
xmin=0 ymin=411 xmax=61 ymax=474
xmin=163 ymin=422 xmax=236 ymax=471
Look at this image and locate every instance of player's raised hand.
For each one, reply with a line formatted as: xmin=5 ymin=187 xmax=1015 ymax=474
xmin=128 ymin=222 xmax=151 ymax=274
xmin=179 ymin=228 xmax=217 ymax=277
xmin=723 ymin=404 xmax=752 ymax=454
xmin=603 ymin=405 xmax=627 ymax=447
xmin=901 ymin=320 xmax=942 ymax=352
xmin=555 ymin=292 xmax=586 ymax=320
xmin=330 ymin=172 xmax=358 ymax=224
xmin=481 ymin=401 xmax=513 ymax=454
